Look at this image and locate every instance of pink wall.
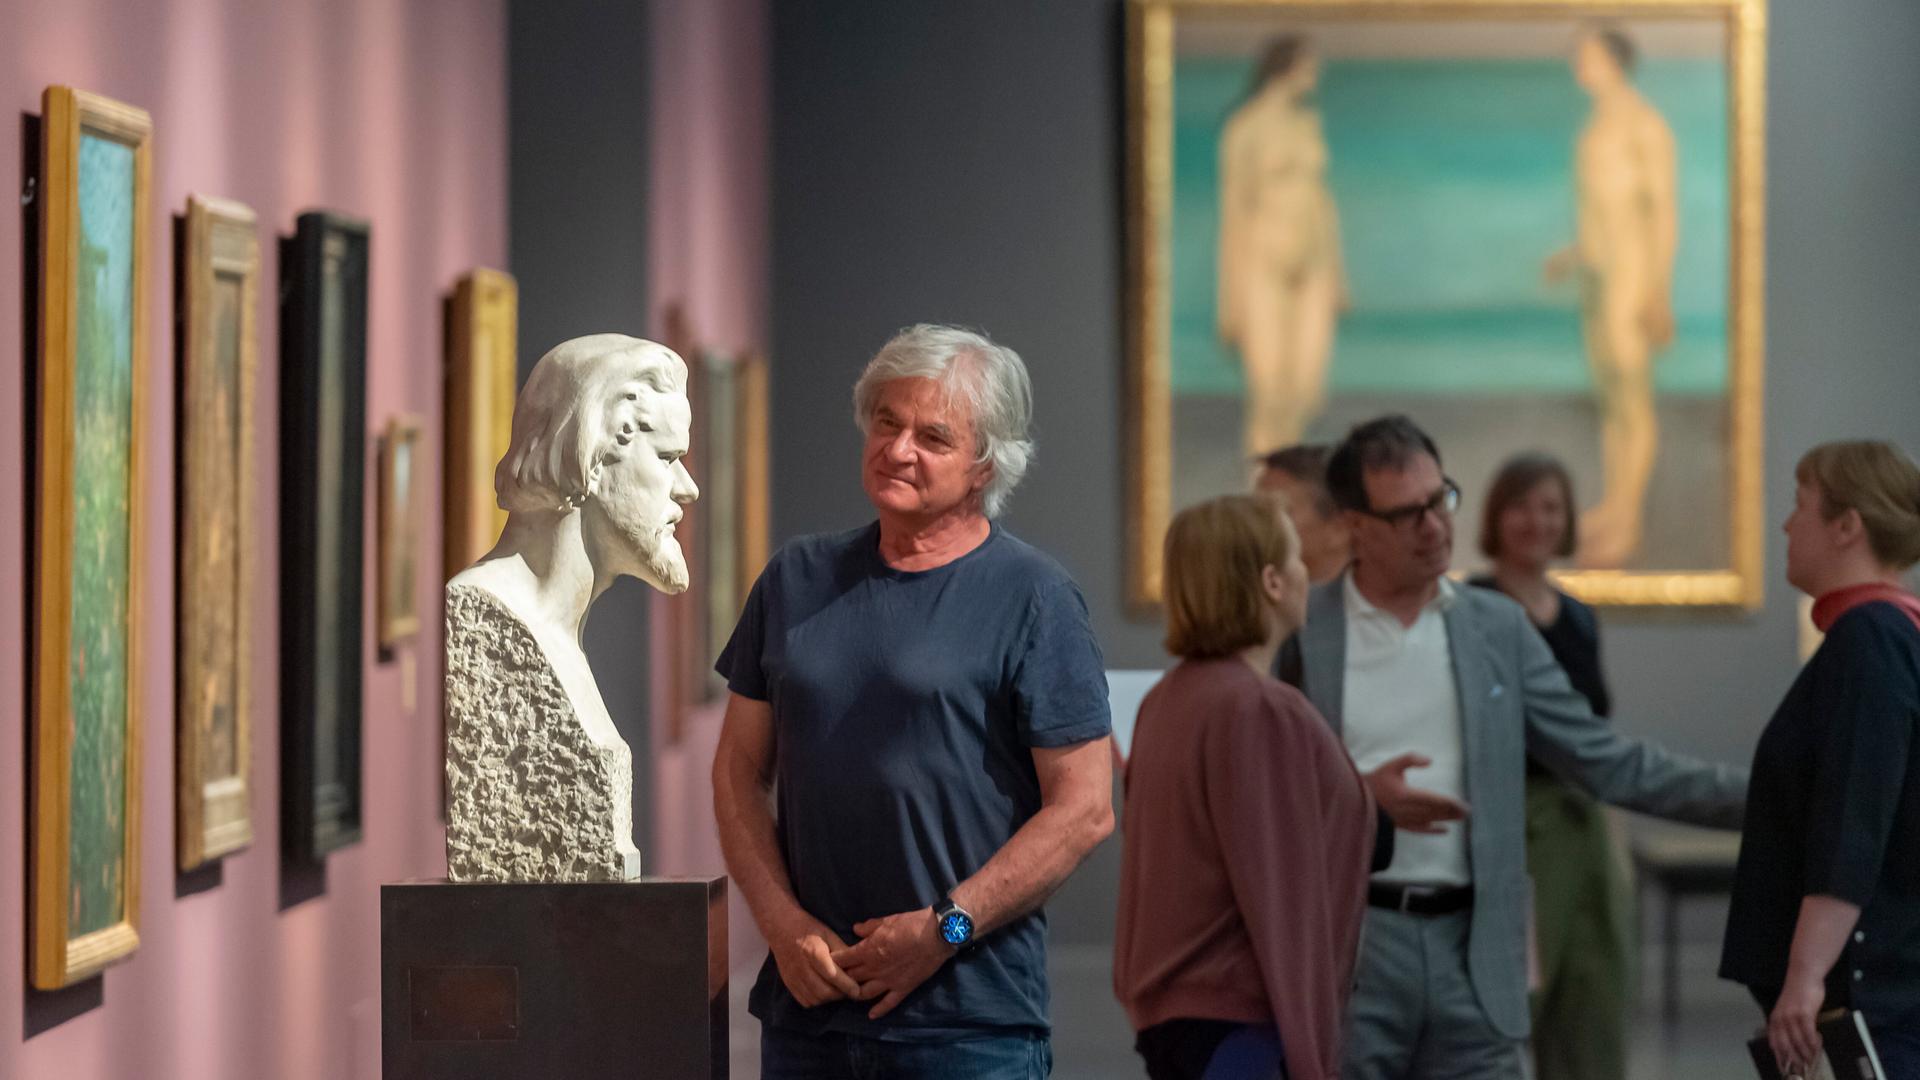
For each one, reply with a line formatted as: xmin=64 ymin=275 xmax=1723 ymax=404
xmin=643 ymin=0 xmax=772 ymax=976
xmin=0 ymin=2 xmax=507 ymax=1078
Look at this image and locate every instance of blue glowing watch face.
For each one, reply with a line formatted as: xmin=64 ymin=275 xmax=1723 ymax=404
xmin=940 ymin=911 xmax=974 ymax=946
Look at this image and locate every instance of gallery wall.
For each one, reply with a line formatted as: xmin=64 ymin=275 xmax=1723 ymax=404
xmin=0 ymin=1 xmax=507 ymax=1078
xmin=508 ymin=0 xmax=774 ymax=976
xmin=768 ymin=0 xmax=1920 ymax=946
xmin=638 ymin=0 xmax=772 ymax=977
xmin=507 ymin=0 xmax=656 ymax=865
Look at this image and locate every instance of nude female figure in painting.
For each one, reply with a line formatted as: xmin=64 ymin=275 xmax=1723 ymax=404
xmin=1217 ymin=35 xmax=1347 ymax=459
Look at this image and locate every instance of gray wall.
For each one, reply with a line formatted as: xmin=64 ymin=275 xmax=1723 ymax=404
xmin=769 ymin=0 xmax=1920 ymax=946
xmin=768 ymin=0 xmax=1143 ymax=648
xmin=508 ymin=0 xmax=655 ymax=847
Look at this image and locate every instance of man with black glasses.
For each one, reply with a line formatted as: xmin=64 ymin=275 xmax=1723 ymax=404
xmin=1276 ymin=414 xmax=1748 ymax=1080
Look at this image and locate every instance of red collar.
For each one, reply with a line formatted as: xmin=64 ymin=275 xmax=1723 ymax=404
xmin=1811 ymin=582 xmax=1920 ymax=633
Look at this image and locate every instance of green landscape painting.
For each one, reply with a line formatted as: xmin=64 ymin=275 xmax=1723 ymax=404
xmin=68 ymin=131 xmax=135 ymax=936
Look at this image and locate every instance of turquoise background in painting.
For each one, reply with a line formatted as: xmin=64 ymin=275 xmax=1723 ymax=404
xmin=1172 ymin=57 xmax=1730 ymax=396
xmin=69 ymin=131 xmax=135 ymax=935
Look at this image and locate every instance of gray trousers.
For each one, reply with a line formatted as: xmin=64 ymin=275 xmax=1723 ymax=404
xmin=1343 ymin=907 xmax=1528 ymax=1080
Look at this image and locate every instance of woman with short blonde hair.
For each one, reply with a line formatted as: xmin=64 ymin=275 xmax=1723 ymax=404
xmin=1792 ymin=440 xmax=1920 ymax=567
xmin=1723 ymin=439 xmax=1920 ymax=1076
xmin=1163 ymin=494 xmax=1300 ymax=659
xmin=1117 ymin=493 xmax=1377 ymax=1080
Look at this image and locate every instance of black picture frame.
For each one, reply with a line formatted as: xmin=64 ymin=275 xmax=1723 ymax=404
xmin=279 ymin=211 xmax=369 ymax=862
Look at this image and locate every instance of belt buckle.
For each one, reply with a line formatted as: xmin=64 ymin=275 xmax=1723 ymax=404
xmin=1399 ymin=886 xmax=1423 ymax=914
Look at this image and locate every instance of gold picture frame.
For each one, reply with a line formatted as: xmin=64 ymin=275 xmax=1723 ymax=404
xmin=737 ymin=351 xmax=772 ymax=632
xmin=701 ymin=348 xmax=772 ymax=673
xmin=177 ymin=193 xmax=259 ymax=871
xmin=1125 ymin=0 xmax=1767 ymax=610
xmin=379 ymin=415 xmax=427 ymax=649
xmin=443 ymin=268 xmax=517 ymax=579
xmin=661 ymin=305 xmax=772 ymax=745
xmin=32 ymin=85 xmax=151 ymax=989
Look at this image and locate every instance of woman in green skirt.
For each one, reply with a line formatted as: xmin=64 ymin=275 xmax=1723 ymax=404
xmin=1470 ymin=453 xmax=1634 ymax=1080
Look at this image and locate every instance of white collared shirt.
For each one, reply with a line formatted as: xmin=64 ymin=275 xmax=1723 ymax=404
xmin=1342 ymin=574 xmax=1471 ymax=887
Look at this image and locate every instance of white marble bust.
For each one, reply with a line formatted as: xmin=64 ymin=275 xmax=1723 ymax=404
xmin=444 ymin=333 xmax=698 ymax=882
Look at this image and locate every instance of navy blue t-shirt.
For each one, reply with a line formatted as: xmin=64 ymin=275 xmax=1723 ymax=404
xmin=716 ymin=522 xmax=1112 ymax=1039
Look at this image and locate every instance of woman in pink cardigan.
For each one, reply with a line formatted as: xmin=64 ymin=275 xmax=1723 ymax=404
xmin=1115 ymin=493 xmax=1377 ymax=1080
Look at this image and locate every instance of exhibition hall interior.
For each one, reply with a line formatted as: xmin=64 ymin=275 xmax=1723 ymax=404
xmin=5 ymin=0 xmax=1920 ymax=1078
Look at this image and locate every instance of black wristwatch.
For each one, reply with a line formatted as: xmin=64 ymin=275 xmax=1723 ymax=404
xmin=933 ymin=893 xmax=977 ymax=951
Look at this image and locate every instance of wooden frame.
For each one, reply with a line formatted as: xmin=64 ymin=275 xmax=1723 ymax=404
xmin=661 ymin=305 xmax=772 ymax=745
xmin=32 ymin=85 xmax=151 ymax=989
xmin=736 ymin=354 xmax=771 ymax=642
xmin=714 ymin=352 xmax=770 ymax=665
xmin=176 ymin=194 xmax=259 ymax=871
xmin=379 ymin=415 xmax=426 ymax=649
xmin=662 ymin=307 xmax=711 ymax=745
xmin=443 ymin=268 xmax=516 ymax=578
xmin=1125 ymin=0 xmax=1767 ymax=610
xmin=279 ymin=210 xmax=369 ymax=862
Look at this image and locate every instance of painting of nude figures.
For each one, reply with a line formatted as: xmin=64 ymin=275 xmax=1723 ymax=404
xmin=1127 ymin=0 xmax=1765 ymax=609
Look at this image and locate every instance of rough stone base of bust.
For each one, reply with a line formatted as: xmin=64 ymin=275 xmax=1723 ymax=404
xmin=444 ymin=584 xmax=642 ymax=882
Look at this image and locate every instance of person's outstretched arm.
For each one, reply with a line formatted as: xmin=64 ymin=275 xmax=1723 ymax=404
xmin=1519 ymin=617 xmax=1748 ymax=828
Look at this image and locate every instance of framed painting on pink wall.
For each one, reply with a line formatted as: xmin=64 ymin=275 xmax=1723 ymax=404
xmin=280 ymin=210 xmax=369 ymax=862
xmin=444 ymin=268 xmax=516 ymax=580
xmin=176 ymin=193 xmax=260 ymax=872
xmin=31 ymin=84 xmax=152 ymax=990
xmin=379 ymin=414 xmax=426 ymax=650
xmin=660 ymin=305 xmax=771 ymax=747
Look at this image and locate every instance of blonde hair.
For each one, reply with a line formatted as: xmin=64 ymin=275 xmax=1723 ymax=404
xmin=1163 ymin=493 xmax=1299 ymax=659
xmin=1795 ymin=440 xmax=1920 ymax=570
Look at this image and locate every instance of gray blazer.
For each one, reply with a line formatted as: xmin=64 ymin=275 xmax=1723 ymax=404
xmin=1277 ymin=575 xmax=1747 ymax=1039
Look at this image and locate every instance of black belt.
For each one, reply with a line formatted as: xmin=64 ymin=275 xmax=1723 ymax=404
xmin=1368 ymin=883 xmax=1474 ymax=916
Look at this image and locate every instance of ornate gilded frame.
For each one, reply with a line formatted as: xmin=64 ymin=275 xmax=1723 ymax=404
xmin=660 ymin=304 xmax=771 ymax=746
xmin=32 ymin=85 xmax=151 ymax=988
xmin=704 ymin=349 xmax=771 ymax=674
xmin=177 ymin=193 xmax=259 ymax=871
xmin=1126 ymin=0 xmax=1767 ymax=609
xmin=443 ymin=268 xmax=516 ymax=579
xmin=379 ymin=414 xmax=427 ymax=649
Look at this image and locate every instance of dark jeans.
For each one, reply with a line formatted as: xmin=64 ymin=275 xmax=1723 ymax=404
xmin=761 ymin=1025 xmax=1051 ymax=1080
xmin=1136 ymin=1019 xmax=1287 ymax=1080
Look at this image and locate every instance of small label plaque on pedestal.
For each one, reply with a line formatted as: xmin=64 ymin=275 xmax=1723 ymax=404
xmin=381 ymin=877 xmax=727 ymax=1079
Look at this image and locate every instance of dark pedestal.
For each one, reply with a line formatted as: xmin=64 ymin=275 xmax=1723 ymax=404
xmin=381 ymin=877 xmax=727 ymax=1079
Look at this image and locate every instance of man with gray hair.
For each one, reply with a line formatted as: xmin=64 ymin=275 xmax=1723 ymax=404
xmin=713 ymin=324 xmax=1115 ymax=1077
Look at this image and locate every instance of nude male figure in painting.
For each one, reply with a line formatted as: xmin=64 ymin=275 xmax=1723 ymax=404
xmin=1544 ymin=26 xmax=1677 ymax=568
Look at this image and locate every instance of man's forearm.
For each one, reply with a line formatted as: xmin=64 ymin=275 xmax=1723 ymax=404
xmin=1523 ymin=664 xmax=1748 ymax=829
xmin=949 ymin=797 xmax=1113 ymax=937
xmin=714 ymin=765 xmax=809 ymax=939
xmin=1555 ymin=744 xmax=1747 ymax=830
